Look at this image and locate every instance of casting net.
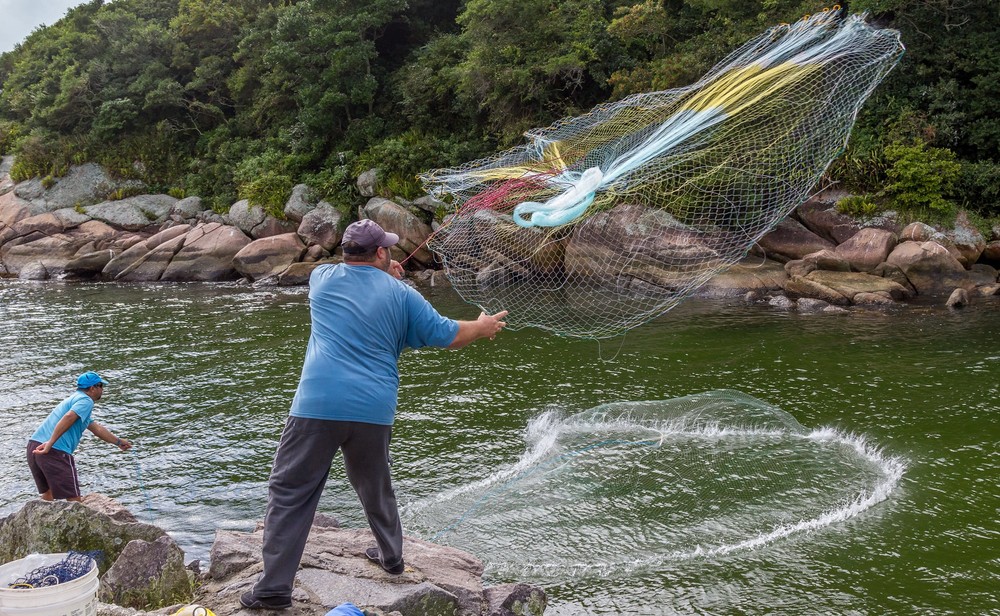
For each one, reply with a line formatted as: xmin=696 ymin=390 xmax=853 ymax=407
xmin=421 ymin=9 xmax=904 ymax=338
xmin=7 ymin=551 xmax=99 ymax=588
xmin=402 ymin=390 xmax=904 ymax=581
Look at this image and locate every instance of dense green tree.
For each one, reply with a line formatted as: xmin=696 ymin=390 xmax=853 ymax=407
xmin=0 ymin=0 xmax=995 ymax=218
xmin=456 ymin=0 xmax=618 ymax=141
xmin=395 ymin=34 xmax=476 ymax=134
xmin=168 ymin=0 xmax=255 ymax=134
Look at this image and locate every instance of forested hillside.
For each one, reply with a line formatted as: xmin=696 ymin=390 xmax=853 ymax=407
xmin=0 ymin=0 xmax=996 ymax=223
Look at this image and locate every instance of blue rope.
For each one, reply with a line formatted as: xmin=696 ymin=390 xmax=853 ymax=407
xmin=9 ymin=551 xmax=102 ymax=588
xmin=431 ymin=438 xmax=658 ymax=541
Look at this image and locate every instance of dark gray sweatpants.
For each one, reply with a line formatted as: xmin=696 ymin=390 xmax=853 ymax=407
xmin=252 ymin=416 xmax=401 ymax=599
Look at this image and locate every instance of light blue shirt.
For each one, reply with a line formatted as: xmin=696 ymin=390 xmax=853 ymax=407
xmin=30 ymin=391 xmax=95 ymax=454
xmin=290 ymin=263 xmax=459 ymax=425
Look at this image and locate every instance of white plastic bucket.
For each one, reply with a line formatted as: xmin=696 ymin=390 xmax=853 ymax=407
xmin=0 ymin=553 xmax=99 ymax=616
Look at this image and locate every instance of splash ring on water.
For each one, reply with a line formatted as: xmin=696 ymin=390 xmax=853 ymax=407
xmin=403 ymin=390 xmax=904 ymax=582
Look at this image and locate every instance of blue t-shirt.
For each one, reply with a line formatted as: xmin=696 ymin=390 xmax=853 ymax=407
xmin=290 ymin=263 xmax=459 ymax=425
xmin=30 ymin=391 xmax=95 ymax=454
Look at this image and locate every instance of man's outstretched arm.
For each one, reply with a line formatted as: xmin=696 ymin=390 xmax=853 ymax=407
xmin=448 ymin=310 xmax=509 ymax=349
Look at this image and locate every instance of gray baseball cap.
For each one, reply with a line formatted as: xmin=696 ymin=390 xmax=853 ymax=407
xmin=342 ymin=219 xmax=399 ymax=253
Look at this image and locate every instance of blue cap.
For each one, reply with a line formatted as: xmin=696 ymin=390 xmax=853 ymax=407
xmin=342 ymin=219 xmax=399 ymax=253
xmin=76 ymin=371 xmax=109 ymax=389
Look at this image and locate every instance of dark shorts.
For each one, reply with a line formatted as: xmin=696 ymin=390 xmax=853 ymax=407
xmin=27 ymin=440 xmax=81 ymax=499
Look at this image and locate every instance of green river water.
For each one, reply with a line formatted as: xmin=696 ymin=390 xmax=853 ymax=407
xmin=0 ymin=280 xmax=997 ymax=614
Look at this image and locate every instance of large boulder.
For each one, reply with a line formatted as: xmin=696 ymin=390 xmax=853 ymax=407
xmin=800 ymin=248 xmax=851 ymax=272
xmin=84 ymin=195 xmax=177 ymax=232
xmin=270 ymin=258 xmax=341 ymax=286
xmin=361 ymin=198 xmax=435 ymax=267
xmin=75 ymin=219 xmax=121 ymax=244
xmin=18 ymin=262 xmax=50 ymax=279
xmin=297 ymin=202 xmax=345 ymax=252
xmin=99 ymin=535 xmax=192 ymax=610
xmin=0 ymin=500 xmax=167 ymax=575
xmin=233 ymin=233 xmax=307 ymax=281
xmin=411 ymin=195 xmax=443 ymax=217
xmin=899 ymin=221 xmax=936 ymax=242
xmin=698 ymin=257 xmax=787 ymax=298
xmin=283 ymin=184 xmax=316 ymax=222
xmin=1 ymin=233 xmax=91 ymax=276
xmin=834 ymin=228 xmax=898 ymax=272
xmin=102 ymin=223 xmax=250 ymax=282
xmin=254 ymin=214 xmax=299 ymax=240
xmin=160 ymin=223 xmax=251 ymax=281
xmin=55 ymin=219 xmax=127 ymax=275
xmin=900 ymin=222 xmax=965 ymax=264
xmin=80 ymin=493 xmax=139 ymax=524
xmin=802 ymin=270 xmax=912 ymax=302
xmin=564 ymin=204 xmax=725 ymax=294
xmin=0 ymin=499 xmax=192 ymax=611
xmin=756 ymin=218 xmax=836 ymax=263
xmin=12 ymin=208 xmax=90 ymax=236
xmin=886 ymin=241 xmax=973 ymax=295
xmin=103 ymin=225 xmax=192 ymax=281
xmin=783 ymin=274 xmax=851 ymax=305
xmin=14 ymin=163 xmax=116 ymax=214
xmin=228 ymin=200 xmax=297 ymax=239
xmin=0 ymin=192 xmax=33 ymax=254
xmin=169 ymin=196 xmax=206 ymax=222
xmin=228 ymin=199 xmax=265 ymax=234
xmin=794 ymin=196 xmax=863 ymax=244
xmin=945 ymin=210 xmax=986 ymax=267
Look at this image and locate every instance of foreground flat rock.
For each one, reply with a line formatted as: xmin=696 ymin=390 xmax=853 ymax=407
xmin=199 ymin=526 xmax=544 ymax=616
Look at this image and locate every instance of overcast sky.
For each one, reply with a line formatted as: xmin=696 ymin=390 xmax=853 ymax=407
xmin=0 ymin=0 xmax=87 ymax=53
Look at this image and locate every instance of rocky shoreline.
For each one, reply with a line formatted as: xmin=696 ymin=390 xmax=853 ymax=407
xmin=1 ymin=157 xmax=998 ymax=310
xmin=0 ymin=497 xmax=544 ymax=616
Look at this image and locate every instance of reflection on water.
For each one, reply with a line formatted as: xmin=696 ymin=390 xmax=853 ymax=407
xmin=1 ymin=281 xmax=998 ymax=614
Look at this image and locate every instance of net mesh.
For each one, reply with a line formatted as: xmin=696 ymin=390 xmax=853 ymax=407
xmin=421 ymin=10 xmax=904 ymax=338
xmin=402 ymin=390 xmax=905 ymax=581
xmin=8 ymin=551 xmax=100 ymax=588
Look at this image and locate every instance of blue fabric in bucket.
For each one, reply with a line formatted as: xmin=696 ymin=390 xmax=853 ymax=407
xmin=325 ymin=603 xmax=363 ymax=616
